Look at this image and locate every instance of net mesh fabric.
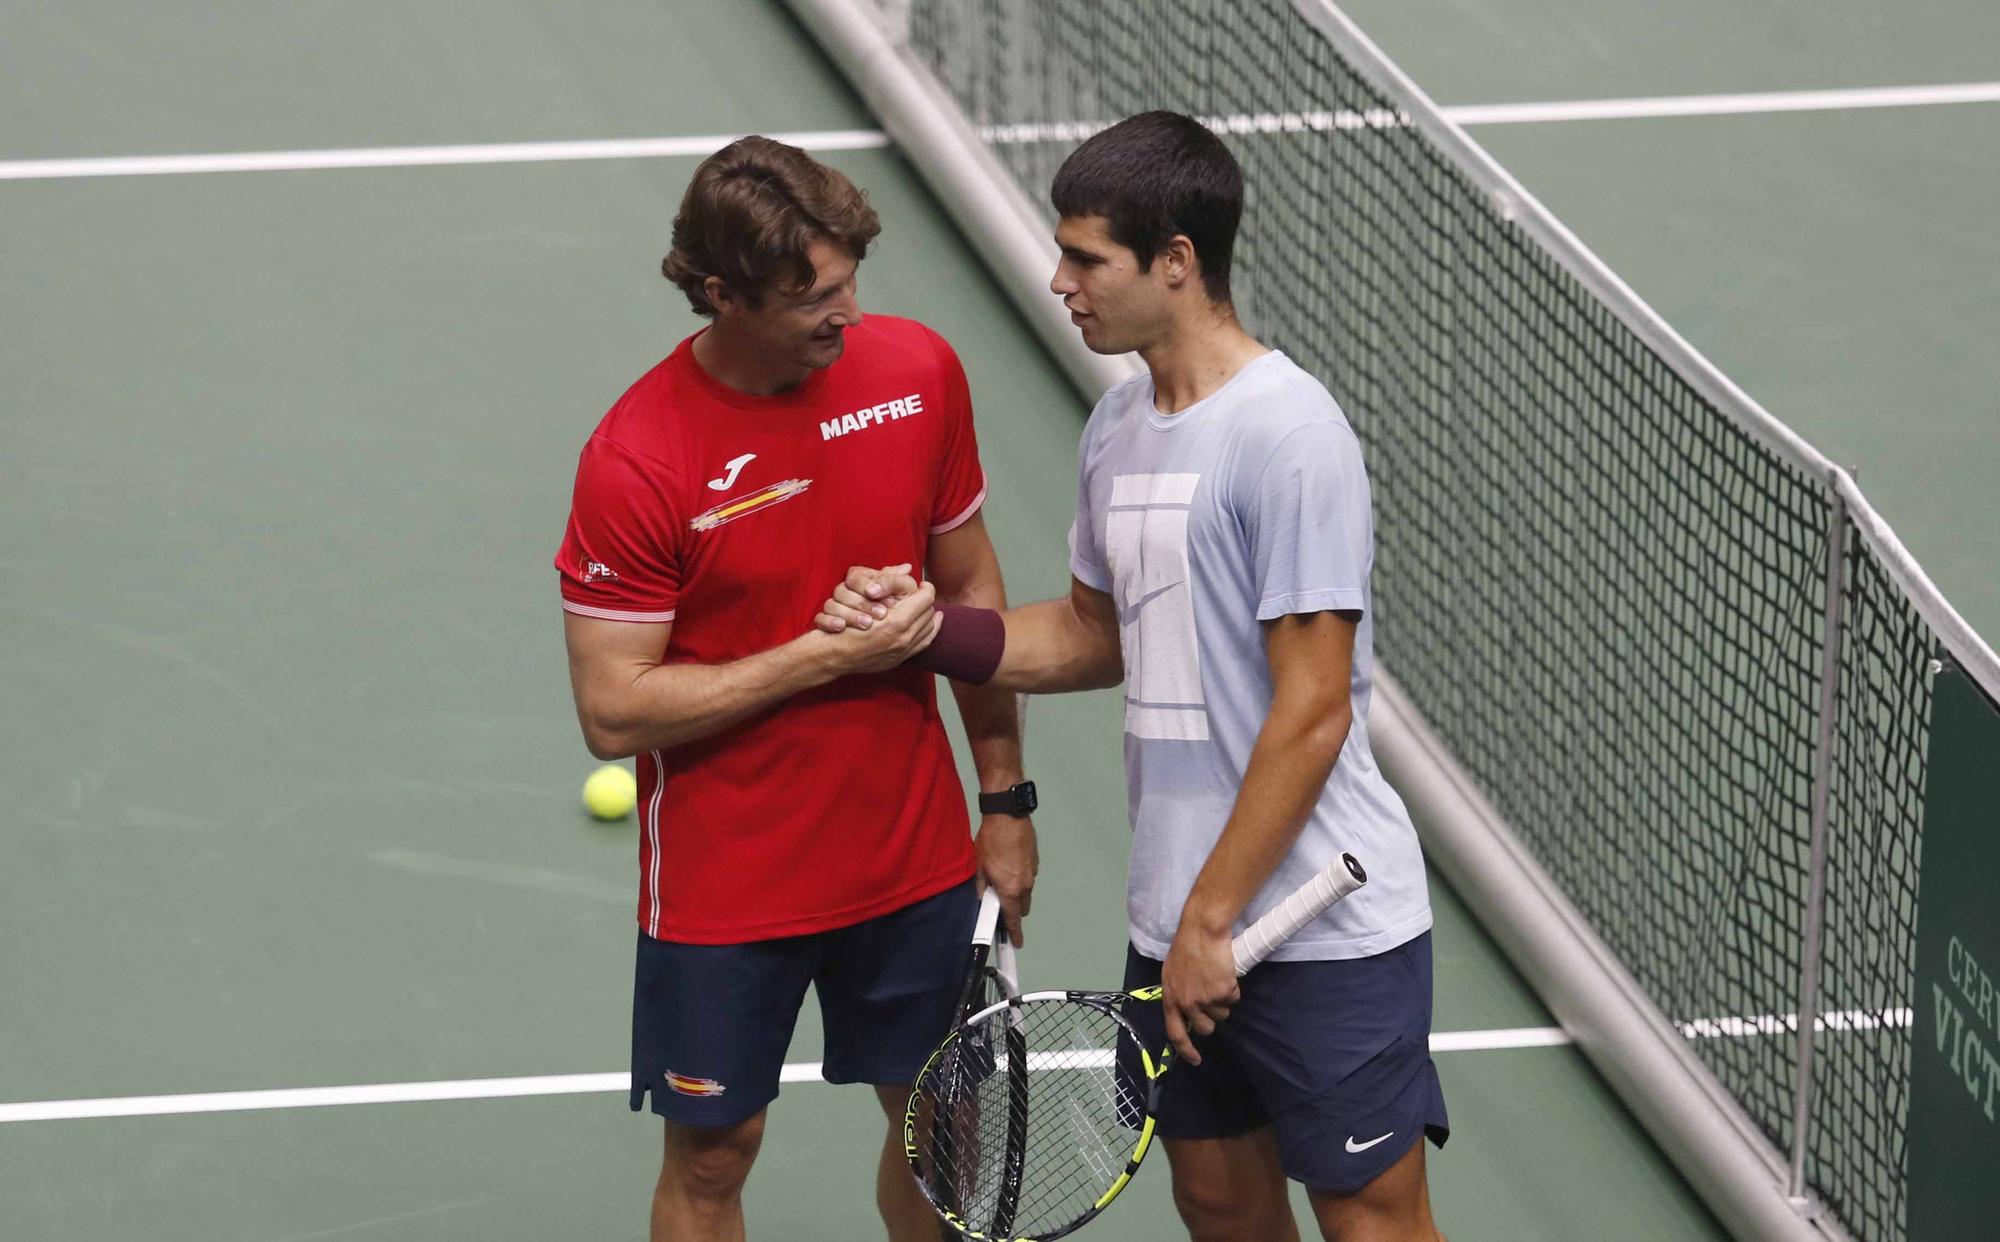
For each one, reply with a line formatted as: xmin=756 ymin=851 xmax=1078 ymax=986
xmin=911 ymin=997 xmax=1149 ymax=1238
xmin=895 ymin=2 xmax=1933 ymax=1235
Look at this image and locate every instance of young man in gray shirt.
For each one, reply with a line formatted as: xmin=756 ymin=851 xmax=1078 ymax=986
xmin=819 ymin=112 xmax=1447 ymax=1240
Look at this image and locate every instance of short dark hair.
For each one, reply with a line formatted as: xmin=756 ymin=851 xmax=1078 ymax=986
xmin=662 ymin=136 xmax=881 ymax=316
xmin=1050 ymin=111 xmax=1243 ymax=302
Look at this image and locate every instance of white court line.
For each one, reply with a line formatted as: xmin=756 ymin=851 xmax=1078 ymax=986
xmin=0 ymin=1010 xmax=1911 ymax=1124
xmin=0 ymin=130 xmax=890 ymax=182
xmin=1677 ymin=1006 xmax=1912 ymax=1039
xmin=1444 ymin=82 xmax=2000 ymax=126
xmin=0 ymin=1026 xmax=1566 ymax=1124
xmin=987 ymin=81 xmax=2000 ymax=144
xmin=2 ymin=82 xmax=1996 ymax=182
xmin=0 ymin=1073 xmax=629 ymax=1125
xmin=1431 ymin=1025 xmax=1572 ymax=1052
xmin=0 ymin=1009 xmax=1912 ymax=1124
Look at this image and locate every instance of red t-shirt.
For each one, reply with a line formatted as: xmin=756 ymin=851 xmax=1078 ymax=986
xmin=555 ymin=316 xmax=986 ymax=943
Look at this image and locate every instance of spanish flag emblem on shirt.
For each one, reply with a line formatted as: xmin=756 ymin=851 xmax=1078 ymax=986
xmin=689 ymin=478 xmax=812 ymax=532
xmin=665 ymin=1071 xmax=728 ymax=1098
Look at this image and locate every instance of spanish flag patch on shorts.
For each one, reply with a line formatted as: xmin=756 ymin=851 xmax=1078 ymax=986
xmin=665 ymin=1071 xmax=727 ymax=1098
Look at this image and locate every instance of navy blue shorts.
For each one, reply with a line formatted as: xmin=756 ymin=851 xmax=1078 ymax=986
xmin=630 ymin=879 xmax=977 ymax=1127
xmin=1120 ymin=931 xmax=1449 ymax=1194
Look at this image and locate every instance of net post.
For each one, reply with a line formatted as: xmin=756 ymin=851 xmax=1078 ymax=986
xmin=1786 ymin=474 xmax=1849 ymax=1204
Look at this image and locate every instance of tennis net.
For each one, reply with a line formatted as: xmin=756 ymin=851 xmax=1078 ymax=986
xmin=800 ymin=2 xmax=2000 ymax=1237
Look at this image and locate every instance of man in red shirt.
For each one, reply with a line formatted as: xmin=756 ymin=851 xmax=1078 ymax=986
xmin=555 ymin=136 xmax=1038 ymax=1242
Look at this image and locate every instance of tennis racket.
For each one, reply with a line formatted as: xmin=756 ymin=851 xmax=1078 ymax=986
xmin=923 ymin=886 xmax=1027 ymax=1240
xmin=905 ymin=853 xmax=1369 ymax=1241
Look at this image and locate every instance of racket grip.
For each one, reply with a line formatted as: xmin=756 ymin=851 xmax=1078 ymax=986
xmin=973 ymin=885 xmax=1003 ymax=948
xmin=1231 ymin=853 xmax=1368 ymax=975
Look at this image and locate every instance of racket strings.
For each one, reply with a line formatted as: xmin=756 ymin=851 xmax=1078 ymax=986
xmin=911 ymin=997 xmax=1153 ymax=1238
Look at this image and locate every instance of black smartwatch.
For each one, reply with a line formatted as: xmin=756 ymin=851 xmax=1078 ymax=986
xmin=978 ymin=780 xmax=1038 ymax=818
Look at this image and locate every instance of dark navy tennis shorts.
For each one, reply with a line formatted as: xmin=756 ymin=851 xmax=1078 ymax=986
xmin=1119 ymin=930 xmax=1449 ymax=1194
xmin=630 ymin=879 xmax=977 ymax=1127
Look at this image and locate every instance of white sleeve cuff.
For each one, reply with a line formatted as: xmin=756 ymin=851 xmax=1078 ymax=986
xmin=1253 ymin=588 xmax=1364 ymax=622
xmin=929 ymin=477 xmax=988 ymax=534
xmin=562 ymin=599 xmax=676 ymax=623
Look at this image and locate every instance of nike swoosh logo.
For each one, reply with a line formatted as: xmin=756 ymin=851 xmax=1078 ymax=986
xmin=1345 ymin=1132 xmax=1394 ymax=1153
xmin=1116 ymin=581 xmax=1180 ymax=625
xmin=706 ymin=453 xmax=756 ymax=491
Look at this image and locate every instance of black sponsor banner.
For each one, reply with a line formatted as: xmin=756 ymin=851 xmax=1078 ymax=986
xmin=1909 ymin=656 xmax=2000 ymax=1239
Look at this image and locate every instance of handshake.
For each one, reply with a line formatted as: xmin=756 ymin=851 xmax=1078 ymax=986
xmin=811 ymin=563 xmax=937 ymax=676
xmin=809 ymin=564 xmax=1005 ymax=684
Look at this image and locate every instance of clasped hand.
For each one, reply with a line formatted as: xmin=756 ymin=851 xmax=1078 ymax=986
xmin=812 ymin=563 xmax=939 ymax=675
xmin=815 ymin=563 xmax=927 ymax=635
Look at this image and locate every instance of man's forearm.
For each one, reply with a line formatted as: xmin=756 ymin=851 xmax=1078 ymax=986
xmin=989 ymin=597 xmax=1123 ymax=694
xmin=943 ymin=581 xmax=1026 ymax=789
xmin=953 ymin=679 xmax=1025 ymax=790
xmin=587 ymin=634 xmax=838 ymax=757
xmin=1178 ymin=702 xmax=1353 ymax=936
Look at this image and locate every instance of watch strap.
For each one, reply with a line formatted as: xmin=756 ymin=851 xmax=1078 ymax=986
xmin=978 ymin=781 xmax=1037 ymax=817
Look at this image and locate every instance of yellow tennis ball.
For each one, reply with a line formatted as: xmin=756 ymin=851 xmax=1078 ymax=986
xmin=582 ymin=764 xmax=637 ymax=821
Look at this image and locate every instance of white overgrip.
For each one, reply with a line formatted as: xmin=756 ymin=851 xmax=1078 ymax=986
xmin=1231 ymin=853 xmax=1368 ymax=974
xmin=972 ymin=885 xmax=1003 ymax=949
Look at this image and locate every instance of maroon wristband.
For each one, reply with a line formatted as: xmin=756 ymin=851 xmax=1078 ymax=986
xmin=907 ymin=604 xmax=1006 ymax=684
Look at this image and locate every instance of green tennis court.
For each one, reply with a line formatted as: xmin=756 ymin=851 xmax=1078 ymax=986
xmin=5 ymin=2 xmax=1996 ymax=1238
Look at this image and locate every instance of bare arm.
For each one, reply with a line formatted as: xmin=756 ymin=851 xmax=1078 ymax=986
xmin=927 ymin=514 xmax=1023 ymax=785
xmin=986 ymin=577 xmax=1123 ymax=694
xmin=927 ymin=513 xmax=1038 ymax=942
xmin=563 ymin=588 xmax=940 ymax=760
xmin=1159 ymin=610 xmax=1359 ymax=1063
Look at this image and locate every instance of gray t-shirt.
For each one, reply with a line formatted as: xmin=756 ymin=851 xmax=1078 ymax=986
xmin=1068 ymin=351 xmax=1431 ymax=961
